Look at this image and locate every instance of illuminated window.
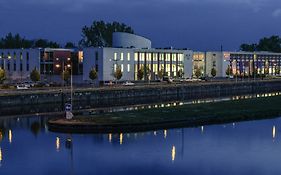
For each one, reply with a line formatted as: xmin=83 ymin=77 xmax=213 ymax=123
xmin=134 ymin=53 xmax=138 ymax=61
xmin=147 ymin=53 xmax=151 ymax=62
xmin=120 ymin=53 xmax=124 ymax=61
xmin=127 ymin=64 xmax=130 ymax=72
xmin=153 ymin=53 xmax=157 ymax=61
xmin=127 ymin=53 xmax=130 ymax=61
xmin=114 ymin=53 xmax=117 ymax=60
xmin=121 ymin=64 xmax=124 ymax=72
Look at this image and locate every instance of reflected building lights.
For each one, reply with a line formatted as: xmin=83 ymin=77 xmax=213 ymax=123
xmin=109 ymin=134 xmax=112 ymax=143
xmin=171 ymin=145 xmax=176 ymax=162
xmin=56 ymin=137 xmax=60 ymax=151
xmin=153 ymin=131 xmax=157 ymax=136
xmin=0 ymin=132 xmax=2 ymax=142
xmin=164 ymin=130 xmax=167 ymax=139
xmin=120 ymin=133 xmax=123 ymax=145
xmin=0 ymin=147 xmax=2 ymax=165
xmin=201 ymin=126 xmax=204 ymax=134
xmin=273 ymin=126 xmax=276 ymax=139
xmin=8 ymin=130 xmax=12 ymax=144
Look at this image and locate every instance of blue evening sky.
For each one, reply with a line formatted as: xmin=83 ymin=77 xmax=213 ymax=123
xmin=0 ymin=0 xmax=281 ymax=51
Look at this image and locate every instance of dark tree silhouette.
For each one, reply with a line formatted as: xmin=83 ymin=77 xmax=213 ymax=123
xmin=80 ymin=20 xmax=134 ymax=47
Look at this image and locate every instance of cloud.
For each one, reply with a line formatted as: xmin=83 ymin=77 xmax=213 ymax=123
xmin=272 ymin=8 xmax=281 ymax=17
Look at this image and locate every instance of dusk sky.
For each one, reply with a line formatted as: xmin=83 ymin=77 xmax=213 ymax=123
xmin=1 ymin=0 xmax=281 ymax=51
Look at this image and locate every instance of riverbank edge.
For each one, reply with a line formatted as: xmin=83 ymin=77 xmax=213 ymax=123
xmin=48 ymin=96 xmax=281 ymax=133
xmin=2 ymin=79 xmax=281 ymax=108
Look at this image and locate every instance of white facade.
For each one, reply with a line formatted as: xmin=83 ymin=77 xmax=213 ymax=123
xmin=0 ymin=49 xmax=40 ymax=81
xmin=83 ymin=47 xmax=193 ymax=82
xmin=112 ymin=32 xmax=152 ymax=49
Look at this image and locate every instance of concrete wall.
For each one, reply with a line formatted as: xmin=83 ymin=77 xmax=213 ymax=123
xmin=1 ymin=80 xmax=281 ymax=111
xmin=183 ymin=50 xmax=193 ymax=78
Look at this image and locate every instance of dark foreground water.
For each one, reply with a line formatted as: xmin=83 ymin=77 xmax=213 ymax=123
xmin=0 ymin=114 xmax=281 ymax=175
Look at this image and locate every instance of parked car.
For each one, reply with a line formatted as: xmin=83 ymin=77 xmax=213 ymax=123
xmin=16 ymin=84 xmax=30 ymax=90
xmin=122 ymin=81 xmax=135 ymax=86
xmin=104 ymin=81 xmax=114 ymax=86
xmin=180 ymin=78 xmax=193 ymax=82
xmin=36 ymin=81 xmax=50 ymax=87
xmin=192 ymin=78 xmax=202 ymax=82
xmin=163 ymin=76 xmax=173 ymax=83
xmin=23 ymin=81 xmax=35 ymax=87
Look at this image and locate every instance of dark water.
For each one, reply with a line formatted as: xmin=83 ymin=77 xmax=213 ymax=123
xmin=0 ymin=114 xmax=280 ymax=175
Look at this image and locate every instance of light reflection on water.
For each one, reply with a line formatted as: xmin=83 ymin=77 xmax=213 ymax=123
xmin=0 ymin=115 xmax=280 ymax=174
xmin=87 ymin=92 xmax=281 ymax=115
xmin=0 ymin=92 xmax=281 ymax=174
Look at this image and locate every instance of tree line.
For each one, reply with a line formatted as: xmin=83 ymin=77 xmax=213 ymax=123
xmin=240 ymin=35 xmax=281 ymax=52
xmin=0 ymin=21 xmax=134 ymax=49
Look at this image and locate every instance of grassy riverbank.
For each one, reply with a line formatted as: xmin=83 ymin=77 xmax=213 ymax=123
xmin=49 ymin=95 xmax=281 ymax=133
xmin=81 ymin=95 xmax=281 ymax=124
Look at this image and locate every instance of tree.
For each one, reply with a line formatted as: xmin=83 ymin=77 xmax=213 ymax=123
xmin=79 ymin=20 xmax=134 ymax=47
xmin=264 ymin=67 xmax=269 ymax=75
xmin=0 ymin=33 xmax=33 ymax=49
xmin=0 ymin=68 xmax=6 ymax=84
xmin=30 ymin=68 xmax=40 ymax=82
xmin=240 ymin=43 xmax=257 ymax=52
xmin=137 ymin=67 xmax=144 ymax=80
xmin=89 ymin=68 xmax=98 ymax=82
xmin=113 ymin=65 xmax=122 ymax=81
xmin=194 ymin=69 xmax=202 ymax=78
xmin=34 ymin=39 xmax=60 ymax=48
xmin=257 ymin=36 xmax=281 ymax=52
xmin=225 ymin=66 xmax=233 ymax=77
xmin=275 ymin=67 xmax=280 ymax=75
xmin=30 ymin=122 xmax=40 ymax=137
xmin=65 ymin=42 xmax=76 ymax=48
xmin=158 ymin=69 xmax=164 ymax=80
xmin=177 ymin=69 xmax=184 ymax=78
xmin=145 ymin=67 xmax=151 ymax=81
xmin=62 ymin=70 xmax=70 ymax=84
xmin=211 ymin=68 xmax=217 ymax=78
xmin=240 ymin=35 xmax=281 ymax=53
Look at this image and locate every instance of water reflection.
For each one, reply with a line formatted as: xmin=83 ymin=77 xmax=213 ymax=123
xmin=56 ymin=137 xmax=60 ymax=152
xmin=171 ymin=145 xmax=176 ymax=162
xmin=201 ymin=126 xmax=204 ymax=134
xmin=8 ymin=130 xmax=12 ymax=144
xmin=119 ymin=133 xmax=123 ymax=145
xmin=0 ymin=132 xmax=3 ymax=142
xmin=108 ymin=134 xmax=112 ymax=143
xmin=0 ymin=147 xmax=2 ymax=164
xmin=164 ymin=130 xmax=167 ymax=139
xmin=273 ymin=126 xmax=276 ymax=140
xmin=0 ymin=102 xmax=281 ymax=174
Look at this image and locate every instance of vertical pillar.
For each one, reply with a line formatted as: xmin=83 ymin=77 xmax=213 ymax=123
xmin=176 ymin=53 xmax=179 ymax=77
xmin=144 ymin=52 xmax=147 ymax=81
xmin=151 ymin=53 xmax=153 ymax=80
xmin=164 ymin=53 xmax=166 ymax=75
xmin=170 ymin=53 xmax=172 ymax=77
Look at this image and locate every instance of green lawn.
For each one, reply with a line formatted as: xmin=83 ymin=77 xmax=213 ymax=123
xmin=74 ymin=95 xmax=281 ymax=125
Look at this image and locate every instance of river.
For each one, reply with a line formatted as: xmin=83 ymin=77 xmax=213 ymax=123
xmin=0 ymin=99 xmax=281 ymax=174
